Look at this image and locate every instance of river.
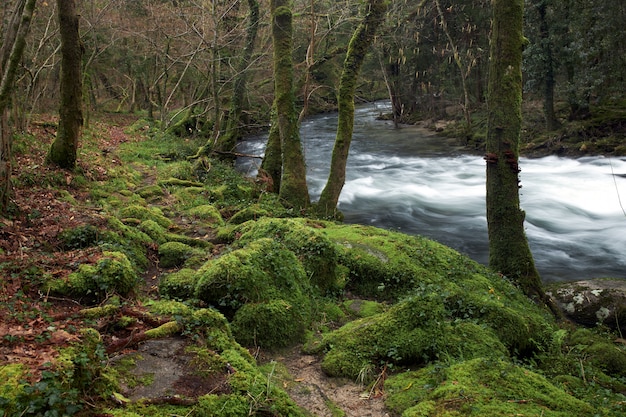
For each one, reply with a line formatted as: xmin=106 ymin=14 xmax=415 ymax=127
xmin=236 ymin=102 xmax=626 ymax=282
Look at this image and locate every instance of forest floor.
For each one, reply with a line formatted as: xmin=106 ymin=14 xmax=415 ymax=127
xmin=1 ymin=107 xmax=625 ymax=415
xmin=0 ymin=113 xmax=392 ymax=416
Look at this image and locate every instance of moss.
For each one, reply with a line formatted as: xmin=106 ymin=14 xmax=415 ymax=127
xmin=146 ymin=299 xmax=193 ymax=317
xmin=138 ymin=219 xmax=168 ymax=243
xmin=119 ymin=204 xmax=172 ymax=228
xmin=233 ymin=218 xmax=340 ymax=292
xmin=343 ymin=299 xmax=386 ymax=318
xmin=49 ymin=251 xmax=139 ymax=301
xmin=385 ymin=358 xmax=596 ymax=417
xmin=135 ymin=184 xmax=164 ymax=198
xmin=159 ymin=268 xmax=198 ymax=300
xmin=144 ymin=321 xmax=182 ymax=338
xmin=228 ymin=205 xmax=270 ymax=224
xmin=568 ymin=328 xmax=626 ymax=376
xmin=187 ymin=204 xmax=224 ymax=225
xmin=194 ymin=238 xmax=313 ymax=329
xmin=321 ymin=223 xmax=461 ymax=300
xmin=158 ymin=241 xmax=206 ymax=268
xmin=0 ymin=364 xmax=26 ymax=409
xmin=232 ymin=299 xmax=307 ymax=348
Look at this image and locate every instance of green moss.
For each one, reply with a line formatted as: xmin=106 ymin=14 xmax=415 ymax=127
xmin=187 ymin=204 xmax=224 ymax=225
xmin=158 ymin=241 xmax=206 ymax=268
xmin=145 ymin=299 xmax=193 ymax=317
xmin=159 ymin=268 xmax=198 ymax=300
xmin=568 ymin=328 xmax=626 ymax=376
xmin=233 ymin=218 xmax=340 ymax=292
xmin=228 ymin=205 xmax=270 ymax=224
xmin=194 ymin=238 xmax=313 ymax=323
xmin=343 ymin=299 xmax=386 ymax=318
xmin=144 ymin=321 xmax=182 ymax=338
xmin=48 ymin=251 xmax=139 ymax=301
xmin=386 ymin=358 xmax=596 ymax=417
xmin=232 ymin=299 xmax=307 ymax=348
xmin=322 ymin=224 xmax=459 ymax=299
xmin=119 ymin=204 xmax=172 ymax=228
xmin=138 ymin=219 xmax=167 ymax=243
xmin=135 ymin=184 xmax=164 ymax=198
xmin=0 ymin=364 xmax=26 ymax=409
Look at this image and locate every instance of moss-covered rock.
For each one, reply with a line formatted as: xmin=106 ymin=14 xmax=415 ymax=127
xmin=321 ymin=224 xmax=464 ymax=300
xmin=233 ymin=218 xmax=340 ymax=292
xmin=49 ymin=251 xmax=139 ymax=301
xmin=228 ymin=205 xmax=270 ymax=224
xmin=194 ymin=238 xmax=313 ymax=348
xmin=159 ymin=268 xmax=198 ymax=300
xmin=232 ymin=299 xmax=307 ymax=348
xmin=158 ymin=241 xmax=206 ymax=268
xmin=568 ymin=328 xmax=626 ymax=376
xmin=385 ymin=358 xmax=596 ymax=416
xmin=186 ymin=204 xmax=224 ymax=226
xmin=135 ymin=184 xmax=165 ymax=199
xmin=119 ymin=204 xmax=172 ymax=228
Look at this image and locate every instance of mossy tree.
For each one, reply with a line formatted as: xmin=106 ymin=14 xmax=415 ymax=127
xmin=48 ymin=0 xmax=82 ymax=169
xmin=270 ymin=0 xmax=309 ymax=210
xmin=201 ymin=0 xmax=260 ymax=161
xmin=316 ymin=0 xmax=388 ymax=217
xmin=485 ymin=0 xmax=544 ymax=301
xmin=0 ymin=0 xmax=37 ymax=213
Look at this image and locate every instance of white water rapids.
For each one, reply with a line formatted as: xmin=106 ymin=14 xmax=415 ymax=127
xmin=237 ymin=102 xmax=626 ymax=282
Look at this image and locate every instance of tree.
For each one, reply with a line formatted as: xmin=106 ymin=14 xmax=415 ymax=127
xmin=271 ymin=0 xmax=309 ymax=210
xmin=485 ymin=0 xmax=544 ymax=300
xmin=0 ymin=0 xmax=37 ymax=213
xmin=208 ymin=0 xmax=260 ymax=160
xmin=316 ymin=0 xmax=388 ymax=217
xmin=48 ymin=0 xmax=82 ymax=169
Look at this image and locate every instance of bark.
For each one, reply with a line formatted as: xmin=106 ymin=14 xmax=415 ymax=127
xmin=0 ymin=0 xmax=37 ymax=213
xmin=485 ymin=0 xmax=544 ymax=301
xmin=259 ymin=106 xmax=282 ymax=192
xmin=271 ymin=0 xmax=309 ymax=210
xmin=536 ymin=1 xmax=558 ymax=131
xmin=317 ymin=0 xmax=387 ymax=218
xmin=211 ymin=0 xmax=260 ymax=161
xmin=48 ymin=0 xmax=83 ymax=169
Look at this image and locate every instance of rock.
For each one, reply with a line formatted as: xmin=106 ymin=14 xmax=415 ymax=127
xmin=546 ymin=279 xmax=626 ymax=334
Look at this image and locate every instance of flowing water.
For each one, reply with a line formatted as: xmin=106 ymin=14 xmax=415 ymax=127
xmin=237 ymin=102 xmax=626 ymax=282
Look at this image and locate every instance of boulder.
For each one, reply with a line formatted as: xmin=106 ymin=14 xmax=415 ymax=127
xmin=546 ymin=279 xmax=626 ymax=335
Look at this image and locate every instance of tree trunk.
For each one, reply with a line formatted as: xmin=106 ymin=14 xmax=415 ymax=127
xmin=211 ymin=0 xmax=260 ymax=161
xmin=271 ymin=0 xmax=309 ymax=210
xmin=536 ymin=1 xmax=558 ymax=131
xmin=485 ymin=0 xmax=544 ymax=301
xmin=317 ymin=0 xmax=387 ymax=218
xmin=259 ymin=107 xmax=282 ymax=193
xmin=0 ymin=0 xmax=37 ymax=213
xmin=48 ymin=0 xmax=82 ymax=169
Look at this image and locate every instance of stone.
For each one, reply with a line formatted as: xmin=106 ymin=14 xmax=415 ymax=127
xmin=546 ymin=278 xmax=626 ymax=335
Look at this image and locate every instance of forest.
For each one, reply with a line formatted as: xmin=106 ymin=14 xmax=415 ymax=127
xmin=0 ymin=0 xmax=625 ymax=416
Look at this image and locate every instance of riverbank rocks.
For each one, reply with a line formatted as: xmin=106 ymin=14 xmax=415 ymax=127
xmin=546 ymin=278 xmax=626 ymax=335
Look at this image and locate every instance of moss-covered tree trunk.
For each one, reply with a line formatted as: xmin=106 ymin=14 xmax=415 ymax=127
xmin=259 ymin=106 xmax=282 ymax=192
xmin=486 ymin=0 xmax=544 ymax=301
xmin=210 ymin=0 xmax=259 ymax=161
xmin=317 ymin=0 xmax=387 ymax=217
xmin=271 ymin=0 xmax=309 ymax=210
xmin=48 ymin=0 xmax=82 ymax=169
xmin=0 ymin=0 xmax=36 ymax=213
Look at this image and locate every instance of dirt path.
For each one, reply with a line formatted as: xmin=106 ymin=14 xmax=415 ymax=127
xmin=268 ymin=347 xmax=390 ymax=417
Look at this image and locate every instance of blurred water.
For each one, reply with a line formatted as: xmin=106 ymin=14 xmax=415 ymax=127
xmin=237 ymin=102 xmax=626 ymax=282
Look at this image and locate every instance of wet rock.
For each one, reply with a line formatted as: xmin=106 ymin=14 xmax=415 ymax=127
xmin=546 ymin=279 xmax=626 ymax=334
